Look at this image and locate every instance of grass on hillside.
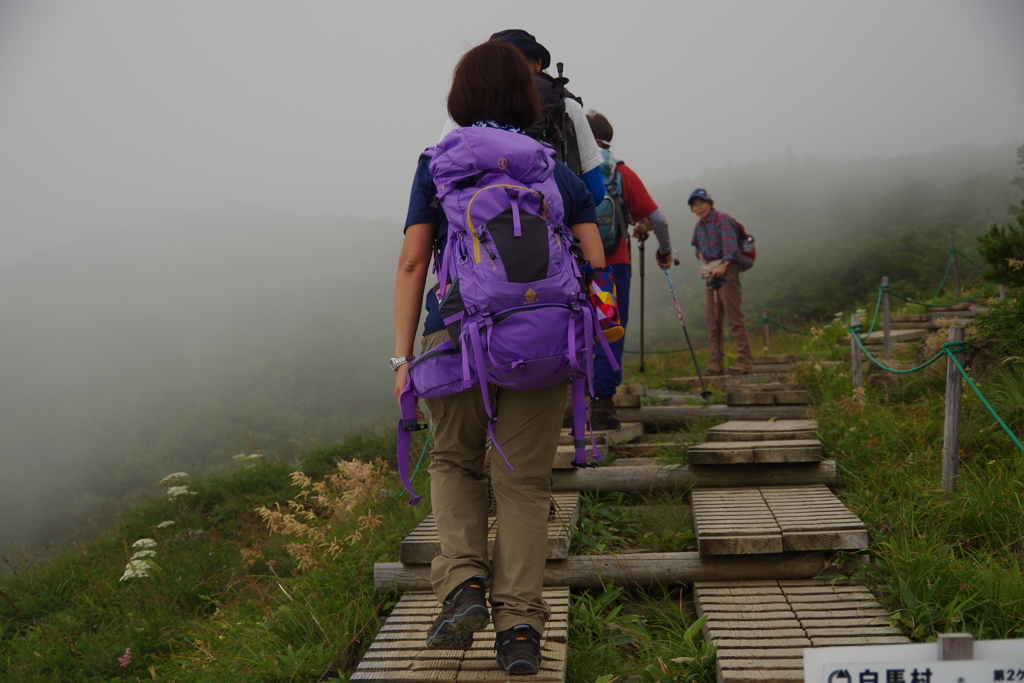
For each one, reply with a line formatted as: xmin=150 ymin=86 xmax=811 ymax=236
xmin=3 ymin=286 xmax=1024 ymax=682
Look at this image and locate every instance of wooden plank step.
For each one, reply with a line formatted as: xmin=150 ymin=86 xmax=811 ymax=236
xmin=751 ymin=354 xmax=800 ymax=364
xmin=617 ymin=405 xmax=812 ymax=426
xmin=929 ymin=302 xmax=973 ymax=312
xmin=352 ymin=588 xmax=570 ymax=682
xmin=687 ymin=439 xmax=822 ymax=465
xmin=558 ymin=422 xmax=643 ymax=446
xmin=853 ymin=328 xmax=927 ymax=344
xmin=692 ymin=488 xmax=781 ymax=555
xmin=706 ymin=420 xmax=817 ymax=443
xmin=751 ymin=364 xmax=797 ymax=373
xmin=725 ymin=384 xmax=805 ymax=394
xmin=613 ymin=384 xmax=647 ymax=408
xmin=399 ymin=493 xmax=580 ymax=565
xmin=888 ymin=321 xmax=934 ymax=330
xmin=890 ymin=313 xmax=929 ymax=322
xmin=726 ymin=386 xmax=811 ymax=407
xmin=694 ymin=580 xmax=909 ymax=683
xmin=691 ymin=486 xmax=867 ymax=555
xmin=666 ymin=373 xmax=793 ymax=388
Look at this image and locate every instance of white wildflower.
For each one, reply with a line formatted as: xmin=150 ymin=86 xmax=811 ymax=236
xmin=232 ymin=453 xmax=263 ymax=461
xmin=119 ymin=559 xmax=154 ymax=581
xmin=132 ymin=538 xmax=157 ymax=549
xmin=166 ymin=485 xmax=197 ymax=499
xmin=130 ymin=550 xmax=157 ymax=559
xmin=156 ymin=520 xmax=175 ymax=528
xmin=156 ymin=472 xmax=189 ymax=486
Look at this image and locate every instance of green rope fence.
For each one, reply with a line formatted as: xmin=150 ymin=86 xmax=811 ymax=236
xmin=889 ymin=283 xmax=997 ymax=308
xmin=954 ymin=248 xmax=987 ymax=272
xmin=848 ymin=325 xmax=1024 ymax=454
xmin=930 ymin=249 xmax=956 ymax=304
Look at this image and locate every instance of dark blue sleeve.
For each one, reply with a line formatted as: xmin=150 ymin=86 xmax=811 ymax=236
xmin=554 ymin=161 xmax=598 ymax=226
xmin=405 ymin=155 xmax=441 ymax=231
xmin=579 ymin=166 xmax=605 ymax=207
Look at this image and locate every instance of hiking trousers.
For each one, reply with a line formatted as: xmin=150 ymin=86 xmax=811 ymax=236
xmin=420 ymin=329 xmax=566 ymax=633
xmin=705 ymin=262 xmax=750 ymax=370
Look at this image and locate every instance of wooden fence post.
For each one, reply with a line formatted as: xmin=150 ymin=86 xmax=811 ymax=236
xmin=949 ymin=236 xmax=962 ymax=300
xmin=882 ymin=276 xmax=891 ymax=358
xmin=851 ymin=314 xmax=863 ymax=388
xmin=942 ymin=325 xmax=965 ymax=494
xmin=762 ymin=310 xmax=770 ymax=352
xmin=999 ymin=285 xmax=1007 ymax=301
xmin=938 ymin=633 xmax=974 ymax=661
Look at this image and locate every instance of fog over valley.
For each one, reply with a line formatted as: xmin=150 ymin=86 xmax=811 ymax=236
xmin=1 ymin=0 xmax=1023 ymax=554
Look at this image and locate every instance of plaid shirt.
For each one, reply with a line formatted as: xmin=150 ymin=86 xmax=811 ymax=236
xmin=690 ymin=209 xmax=740 ymax=263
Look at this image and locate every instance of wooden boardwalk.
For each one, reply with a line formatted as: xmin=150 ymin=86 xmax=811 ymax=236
xmin=726 ymin=385 xmax=811 ymax=406
xmin=687 ymin=439 xmax=822 ymax=465
xmin=366 ymin=361 xmax=913 ymax=683
xmin=692 ymin=486 xmax=868 ymax=555
xmin=706 ymin=420 xmax=818 ymax=442
xmin=351 ymin=588 xmax=570 ymax=682
xmin=694 ymin=580 xmax=908 ymax=683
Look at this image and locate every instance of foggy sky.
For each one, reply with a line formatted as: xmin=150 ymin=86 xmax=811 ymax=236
xmin=2 ymin=0 xmax=1023 ymax=268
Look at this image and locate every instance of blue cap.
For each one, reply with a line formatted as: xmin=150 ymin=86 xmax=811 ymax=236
xmin=688 ymin=188 xmax=712 ymax=205
xmin=490 ymin=29 xmax=551 ymax=70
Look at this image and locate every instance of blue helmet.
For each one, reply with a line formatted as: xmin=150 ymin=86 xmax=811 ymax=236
xmin=688 ymin=188 xmax=712 ymax=206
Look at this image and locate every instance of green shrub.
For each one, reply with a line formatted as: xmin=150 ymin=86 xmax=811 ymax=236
xmin=976 ymin=201 xmax=1024 ymax=288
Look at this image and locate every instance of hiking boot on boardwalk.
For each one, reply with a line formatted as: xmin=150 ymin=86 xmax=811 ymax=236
xmin=589 ymin=395 xmax=621 ymax=431
xmin=425 ymin=576 xmax=489 ymax=649
xmin=727 ymin=356 xmax=754 ymax=375
xmin=705 ymin=364 xmax=724 ymax=377
xmin=495 ymin=624 xmax=542 ymax=675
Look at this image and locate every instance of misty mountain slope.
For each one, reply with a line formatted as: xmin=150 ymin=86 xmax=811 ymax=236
xmin=0 ymin=209 xmax=403 ymax=551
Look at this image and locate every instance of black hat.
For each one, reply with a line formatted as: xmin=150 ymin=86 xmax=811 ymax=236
xmin=490 ymin=29 xmax=551 ymax=70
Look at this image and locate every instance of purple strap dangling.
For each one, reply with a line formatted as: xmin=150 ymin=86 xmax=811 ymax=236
xmin=396 ymin=377 xmax=425 ymax=505
xmin=467 ymin=318 xmax=514 ymax=472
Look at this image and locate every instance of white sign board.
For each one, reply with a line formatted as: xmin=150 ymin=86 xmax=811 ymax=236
xmin=806 ymin=640 xmax=1024 ymax=683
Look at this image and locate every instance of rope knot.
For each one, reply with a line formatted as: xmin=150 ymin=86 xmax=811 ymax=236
xmin=943 ymin=340 xmax=969 ymax=354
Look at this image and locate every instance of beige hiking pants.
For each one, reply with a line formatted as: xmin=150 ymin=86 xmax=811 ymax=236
xmin=705 ymin=262 xmax=751 ymax=370
xmin=420 ymin=330 xmax=566 ymax=633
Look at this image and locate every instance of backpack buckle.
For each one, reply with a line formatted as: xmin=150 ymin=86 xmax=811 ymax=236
xmin=401 ymin=418 xmax=428 ymax=432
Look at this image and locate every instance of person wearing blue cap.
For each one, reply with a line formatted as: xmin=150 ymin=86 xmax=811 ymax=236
xmin=689 ymin=189 xmax=753 ymax=374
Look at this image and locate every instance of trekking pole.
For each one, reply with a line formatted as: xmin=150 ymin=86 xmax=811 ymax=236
xmin=638 ymin=236 xmax=646 ymax=373
xmin=662 ymin=267 xmax=712 ymax=401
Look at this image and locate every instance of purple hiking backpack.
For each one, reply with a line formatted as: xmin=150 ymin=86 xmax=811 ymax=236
xmin=396 ymin=126 xmax=617 ymax=504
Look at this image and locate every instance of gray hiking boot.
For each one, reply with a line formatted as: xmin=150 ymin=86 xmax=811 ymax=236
xmin=495 ymin=624 xmax=542 ymax=675
xmin=425 ymin=576 xmax=490 ymax=649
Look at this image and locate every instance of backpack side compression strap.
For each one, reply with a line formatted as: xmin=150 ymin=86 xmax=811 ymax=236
xmin=396 ymin=379 xmax=426 ymax=505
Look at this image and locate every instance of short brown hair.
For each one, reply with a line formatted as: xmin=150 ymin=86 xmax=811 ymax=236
xmin=586 ymin=110 xmax=613 ymax=148
xmin=448 ymin=41 xmax=542 ymax=129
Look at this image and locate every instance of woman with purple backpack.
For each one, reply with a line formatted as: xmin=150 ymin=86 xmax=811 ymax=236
xmin=392 ymin=41 xmax=612 ymax=675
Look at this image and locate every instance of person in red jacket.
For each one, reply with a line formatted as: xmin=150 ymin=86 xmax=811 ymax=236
xmin=586 ymin=111 xmax=673 ymax=429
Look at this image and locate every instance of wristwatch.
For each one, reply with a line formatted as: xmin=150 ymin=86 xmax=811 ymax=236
xmin=389 ymin=355 xmax=415 ymax=372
